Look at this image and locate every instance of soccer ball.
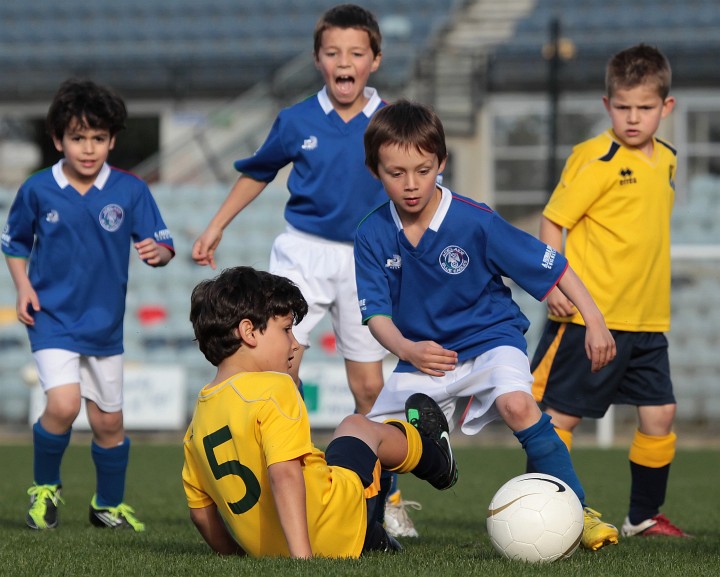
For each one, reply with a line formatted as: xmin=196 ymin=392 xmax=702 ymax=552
xmin=486 ymin=473 xmax=583 ymax=563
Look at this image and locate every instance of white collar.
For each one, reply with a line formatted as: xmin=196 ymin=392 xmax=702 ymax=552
xmin=52 ymin=159 xmax=111 ymax=190
xmin=390 ymin=185 xmax=452 ymax=232
xmin=317 ymin=86 xmax=381 ymax=117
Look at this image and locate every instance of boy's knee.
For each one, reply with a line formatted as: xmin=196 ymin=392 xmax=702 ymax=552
xmin=45 ymin=395 xmax=82 ymax=424
xmin=498 ymin=392 xmax=539 ymax=428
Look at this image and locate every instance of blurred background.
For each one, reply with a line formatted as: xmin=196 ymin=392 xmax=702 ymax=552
xmin=2 ymin=0 xmax=719 ymax=444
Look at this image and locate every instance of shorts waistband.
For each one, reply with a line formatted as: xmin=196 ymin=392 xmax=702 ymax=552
xmin=285 ymin=225 xmax=353 ymax=248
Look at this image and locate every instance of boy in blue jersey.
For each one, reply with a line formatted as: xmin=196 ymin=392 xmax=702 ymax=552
xmin=2 ymin=78 xmax=175 ymax=531
xmin=355 ymin=100 xmax=620 ymax=551
xmin=192 ymin=4 xmax=417 ymax=537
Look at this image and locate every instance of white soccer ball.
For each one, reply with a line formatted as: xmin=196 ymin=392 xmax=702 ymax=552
xmin=486 ymin=473 xmax=583 ymax=563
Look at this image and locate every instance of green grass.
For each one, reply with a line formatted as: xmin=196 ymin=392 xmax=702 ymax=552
xmin=0 ymin=443 xmax=716 ymax=577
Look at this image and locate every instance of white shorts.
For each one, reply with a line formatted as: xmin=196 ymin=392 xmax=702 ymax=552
xmin=367 ymin=346 xmax=532 ymax=435
xmin=33 ymin=349 xmax=124 ymax=413
xmin=270 ymin=226 xmax=387 ymax=363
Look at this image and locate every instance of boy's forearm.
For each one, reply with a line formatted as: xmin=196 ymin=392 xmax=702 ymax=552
xmin=367 ymin=316 xmax=407 ymax=360
xmin=557 ymin=267 xmax=605 ymax=327
xmin=268 ymin=460 xmax=312 ymax=559
xmin=189 ymin=505 xmax=246 ymax=556
xmin=539 ymin=216 xmax=564 ymax=251
xmin=5 ymin=256 xmax=31 ymax=290
xmin=209 ymin=175 xmax=267 ymax=231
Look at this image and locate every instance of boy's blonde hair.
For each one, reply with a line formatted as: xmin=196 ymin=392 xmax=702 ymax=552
xmin=313 ymin=3 xmax=382 ymax=58
xmin=605 ymin=44 xmax=672 ymax=99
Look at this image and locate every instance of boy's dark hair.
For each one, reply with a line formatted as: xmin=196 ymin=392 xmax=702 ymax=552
xmin=364 ymin=100 xmax=447 ymax=175
xmin=46 ymin=78 xmax=127 ymax=141
xmin=190 ymin=266 xmax=308 ymax=367
xmin=606 ymin=44 xmax=672 ymax=99
xmin=313 ymin=3 xmax=382 ymax=58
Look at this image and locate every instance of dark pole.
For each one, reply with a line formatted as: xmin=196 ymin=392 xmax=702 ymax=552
xmin=547 ymin=18 xmax=561 ymax=197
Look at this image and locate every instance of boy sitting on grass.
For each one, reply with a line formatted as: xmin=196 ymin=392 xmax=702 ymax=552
xmin=182 ymin=266 xmax=457 ymax=558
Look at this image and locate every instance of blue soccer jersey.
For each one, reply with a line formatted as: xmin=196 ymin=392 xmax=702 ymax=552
xmin=355 ymin=187 xmax=568 ymax=372
xmin=233 ymin=87 xmax=387 ymax=242
xmin=2 ymin=161 xmax=174 ymax=355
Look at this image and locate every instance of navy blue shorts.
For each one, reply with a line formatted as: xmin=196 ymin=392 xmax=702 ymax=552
xmin=325 ymin=436 xmax=378 ymax=489
xmin=530 ymin=321 xmax=675 ymax=419
xmin=325 ymin=436 xmax=384 ymax=551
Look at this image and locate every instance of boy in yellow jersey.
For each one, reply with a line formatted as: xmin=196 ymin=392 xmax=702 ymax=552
xmin=182 ymin=266 xmax=457 ymax=558
xmin=531 ymin=44 xmax=690 ymax=540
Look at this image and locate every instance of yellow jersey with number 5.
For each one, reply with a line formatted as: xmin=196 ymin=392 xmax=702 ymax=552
xmin=182 ymin=372 xmax=367 ymax=558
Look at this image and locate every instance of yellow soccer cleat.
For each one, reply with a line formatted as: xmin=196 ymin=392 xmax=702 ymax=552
xmin=582 ymin=506 xmax=619 ymax=551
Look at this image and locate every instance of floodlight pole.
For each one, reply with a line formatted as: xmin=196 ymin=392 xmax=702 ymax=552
xmin=546 ymin=17 xmax=561 ymax=197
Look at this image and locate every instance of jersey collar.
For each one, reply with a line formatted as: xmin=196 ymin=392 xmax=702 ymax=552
xmin=317 ymin=86 xmax=381 ymax=117
xmin=52 ymin=160 xmax=111 ymax=190
xmin=389 ymin=185 xmax=453 ymax=232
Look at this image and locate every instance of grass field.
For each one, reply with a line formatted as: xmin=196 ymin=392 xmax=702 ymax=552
xmin=0 ymin=442 xmax=716 ymax=577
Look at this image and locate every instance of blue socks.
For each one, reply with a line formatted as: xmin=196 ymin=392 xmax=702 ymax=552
xmin=515 ymin=412 xmax=586 ymax=506
xmin=91 ymin=437 xmax=130 ymax=508
xmin=33 ymin=420 xmax=71 ymax=486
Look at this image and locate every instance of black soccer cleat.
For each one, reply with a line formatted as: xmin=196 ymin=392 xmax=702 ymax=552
xmin=405 ymin=393 xmax=458 ymax=490
xmin=89 ymin=495 xmax=145 ymax=532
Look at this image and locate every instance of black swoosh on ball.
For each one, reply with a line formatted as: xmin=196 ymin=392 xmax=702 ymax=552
xmin=520 ymin=477 xmax=566 ymax=492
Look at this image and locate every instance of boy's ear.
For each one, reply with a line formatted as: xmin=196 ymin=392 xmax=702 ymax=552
xmin=52 ymin=135 xmax=64 ymax=153
xmin=237 ymin=319 xmax=257 ymax=346
xmin=661 ymin=96 xmax=676 ymax=118
xmin=370 ymin=51 xmax=382 ymax=73
xmin=438 ymin=154 xmax=448 ymax=175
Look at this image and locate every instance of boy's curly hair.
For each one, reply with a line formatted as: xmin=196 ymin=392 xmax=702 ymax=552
xmin=46 ymin=78 xmax=127 ymax=140
xmin=190 ymin=267 xmax=308 ymax=367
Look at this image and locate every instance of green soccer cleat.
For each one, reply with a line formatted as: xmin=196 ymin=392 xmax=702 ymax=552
xmin=26 ymin=484 xmax=64 ymax=530
xmin=89 ymin=495 xmax=146 ymax=532
xmin=405 ymin=392 xmax=458 ymax=490
xmin=582 ymin=506 xmax=619 ymax=550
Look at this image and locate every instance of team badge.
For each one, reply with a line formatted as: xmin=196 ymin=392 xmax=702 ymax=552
xmin=385 ymin=254 xmax=401 ymax=269
xmin=439 ymin=245 xmax=469 ymax=275
xmin=45 ymin=210 xmax=59 ymax=223
xmin=99 ymin=204 xmax=124 ymax=232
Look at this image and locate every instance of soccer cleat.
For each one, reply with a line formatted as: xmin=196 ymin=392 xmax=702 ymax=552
xmin=582 ymin=506 xmax=619 ymax=550
xmin=26 ymin=484 xmax=64 ymax=530
xmin=621 ymin=513 xmax=691 ymax=538
xmin=378 ymin=529 xmax=403 ymax=553
xmin=385 ymin=492 xmax=421 ymax=538
xmin=405 ymin=392 xmax=458 ymax=490
xmin=89 ymin=495 xmax=146 ymax=532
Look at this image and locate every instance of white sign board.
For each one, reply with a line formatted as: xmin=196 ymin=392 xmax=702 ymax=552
xmin=29 ymin=364 xmax=187 ymax=430
xmin=299 ymin=361 xmax=356 ymax=429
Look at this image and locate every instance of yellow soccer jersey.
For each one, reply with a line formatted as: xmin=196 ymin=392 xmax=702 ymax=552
xmin=182 ymin=372 xmax=368 ymax=558
xmin=544 ymin=129 xmax=676 ymax=331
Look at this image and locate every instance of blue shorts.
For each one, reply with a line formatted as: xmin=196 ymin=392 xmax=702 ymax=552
xmin=530 ymin=321 xmax=675 ymax=419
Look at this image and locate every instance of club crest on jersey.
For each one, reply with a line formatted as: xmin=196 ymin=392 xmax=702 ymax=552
xmin=385 ymin=254 xmax=401 ymax=269
xmin=99 ymin=204 xmax=124 ymax=232
xmin=439 ymin=245 xmax=469 ymax=275
xmin=45 ymin=210 xmax=59 ymax=223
